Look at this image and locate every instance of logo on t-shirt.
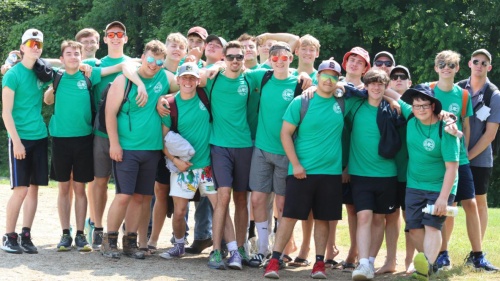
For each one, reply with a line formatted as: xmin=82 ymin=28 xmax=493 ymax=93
xmin=423 ymin=138 xmax=435 ymax=151
xmin=333 ymin=103 xmax=342 ymax=114
xmin=77 ymin=80 xmax=87 ymax=90
xmin=448 ymin=103 xmax=460 ymax=115
xmin=154 ymin=82 xmax=163 ymax=94
xmin=237 ymin=84 xmax=248 ymax=96
xmin=282 ymin=89 xmax=294 ymax=101
xmin=199 ymin=100 xmax=207 ymax=111
xmin=37 ymin=80 xmax=44 ymax=90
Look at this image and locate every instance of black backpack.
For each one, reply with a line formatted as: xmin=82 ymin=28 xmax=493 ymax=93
xmin=95 ymin=79 xmax=133 ymax=134
xmin=51 ymin=69 xmax=93 ymax=120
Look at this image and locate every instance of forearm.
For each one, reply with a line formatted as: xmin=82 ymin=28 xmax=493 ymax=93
xmin=439 ymin=163 xmax=458 ymax=200
xmin=281 ymin=132 xmax=300 ymax=166
xmin=122 ymin=64 xmax=144 ymax=88
xmin=43 ymin=87 xmax=55 ymax=105
xmin=468 ymin=124 xmax=497 ymax=160
xmin=106 ymin=116 xmax=120 ymax=147
xmin=1 ymin=113 xmax=21 ymax=145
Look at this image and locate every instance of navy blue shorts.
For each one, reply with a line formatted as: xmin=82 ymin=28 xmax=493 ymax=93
xmin=405 ymin=187 xmax=455 ymax=231
xmin=454 ymin=164 xmax=475 ymax=202
xmin=210 ymin=145 xmax=252 ymax=192
xmin=8 ymin=137 xmax=48 ymax=188
xmin=113 ymin=150 xmax=161 ymax=195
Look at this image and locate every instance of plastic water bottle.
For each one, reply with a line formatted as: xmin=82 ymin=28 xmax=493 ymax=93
xmin=422 ymin=204 xmax=458 ymax=217
xmin=334 ymin=88 xmax=344 ymax=97
xmin=5 ymin=53 xmax=18 ymax=66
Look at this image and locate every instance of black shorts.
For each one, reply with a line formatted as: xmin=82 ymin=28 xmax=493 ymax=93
xmin=351 ymin=175 xmax=397 ymax=214
xmin=342 ymin=182 xmax=354 ymax=205
xmin=405 ymin=187 xmax=455 ymax=231
xmin=283 ymin=175 xmax=342 ymax=221
xmin=8 ymin=137 xmax=48 ymax=188
xmin=396 ymin=181 xmax=407 ymax=210
xmin=455 ymin=164 xmax=475 ymax=202
xmin=210 ymin=145 xmax=253 ymax=192
xmin=112 ymin=150 xmax=161 ymax=195
xmin=470 ymin=166 xmax=492 ymax=196
xmin=155 ymin=155 xmax=170 ymax=185
xmin=50 ymin=135 xmax=94 ymax=183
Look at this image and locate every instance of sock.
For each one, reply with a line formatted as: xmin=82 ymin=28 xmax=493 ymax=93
xmin=95 ymin=227 xmax=104 ymax=231
xmin=359 ymin=258 xmax=369 ymax=266
xmin=273 ymin=217 xmax=278 ymax=233
xmin=316 ymin=255 xmax=325 ymax=262
xmin=472 ymin=251 xmax=483 ymax=259
xmin=249 ymin=220 xmax=256 ymax=239
xmin=227 ymin=241 xmax=238 ymax=252
xmin=256 ymin=221 xmax=269 ymax=254
xmin=175 ymin=236 xmax=184 ymax=244
xmin=272 ymin=251 xmax=282 ymax=260
xmin=439 ymin=250 xmax=447 ymax=255
xmin=369 ymin=256 xmax=375 ymax=264
xmin=63 ymin=229 xmax=70 ymax=235
xmin=21 ymin=227 xmax=30 ymax=234
xmin=76 ymin=230 xmax=84 ymax=236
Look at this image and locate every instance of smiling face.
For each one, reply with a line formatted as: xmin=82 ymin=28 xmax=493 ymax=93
xmin=187 ymin=34 xmax=205 ymax=52
xmin=60 ymin=46 xmax=82 ymax=71
xmin=412 ymin=97 xmax=435 ymax=123
xmin=177 ymin=74 xmax=199 ymax=94
xmin=224 ymin=47 xmax=244 ymax=73
xmin=316 ymin=69 xmax=339 ymax=94
xmin=345 ymin=54 xmax=368 ymax=76
xmin=103 ymin=25 xmax=127 ymax=52
xmin=295 ymin=44 xmax=319 ymax=65
xmin=166 ymin=40 xmax=187 ymax=63
xmin=241 ymin=39 xmax=258 ymax=61
xmin=140 ymin=50 xmax=165 ymax=78
xmin=270 ymin=49 xmax=292 ymax=76
xmin=78 ymin=35 xmax=99 ymax=58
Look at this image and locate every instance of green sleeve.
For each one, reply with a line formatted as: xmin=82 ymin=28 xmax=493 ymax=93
xmin=398 ymin=99 xmax=413 ymax=119
xmin=282 ymin=96 xmax=302 ymax=126
xmin=441 ymin=129 xmax=460 ymax=162
xmin=90 ymin=67 xmax=102 ymax=85
xmin=161 ymin=115 xmax=172 ymax=128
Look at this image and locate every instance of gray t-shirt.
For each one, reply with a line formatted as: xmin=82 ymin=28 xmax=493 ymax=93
xmin=464 ymin=78 xmax=500 ymax=167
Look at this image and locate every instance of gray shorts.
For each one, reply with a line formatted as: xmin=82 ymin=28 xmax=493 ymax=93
xmin=249 ymin=147 xmax=288 ymax=196
xmin=210 ymin=145 xmax=253 ymax=192
xmin=405 ymin=187 xmax=455 ymax=231
xmin=93 ymin=135 xmax=112 ymax=178
xmin=112 ymin=150 xmax=161 ymax=195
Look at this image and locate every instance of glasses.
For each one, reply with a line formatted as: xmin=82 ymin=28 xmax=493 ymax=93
xmin=412 ymin=103 xmax=432 ymax=110
xmin=374 ymin=60 xmax=393 ymax=67
xmin=271 ymin=55 xmax=289 ymax=62
xmin=437 ymin=61 xmax=456 ymax=69
xmin=25 ymin=39 xmax=43 ymax=49
xmin=472 ymin=59 xmax=489 ymax=67
xmin=390 ymin=74 xmax=408 ymax=81
xmin=81 ymin=40 xmax=97 ymax=45
xmin=146 ymin=56 xmax=164 ymax=66
xmin=319 ymin=73 xmax=339 ymax=83
xmin=106 ymin=31 xmax=125 ymax=39
xmin=225 ymin=54 xmax=244 ymax=61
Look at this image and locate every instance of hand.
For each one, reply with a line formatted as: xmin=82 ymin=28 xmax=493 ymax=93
xmin=292 ymin=164 xmax=306 ymax=179
xmin=1 ymin=64 xmax=11 ymax=75
xmin=206 ymin=69 xmax=220 ymax=79
xmin=301 ymin=85 xmax=317 ymax=99
xmin=389 ymin=99 xmax=401 ymax=115
xmin=188 ymin=47 xmax=203 ymax=61
xmin=135 ymin=84 xmax=148 ymax=107
xmin=109 ymin=144 xmax=123 ymax=162
xmin=298 ymin=73 xmax=313 ymax=90
xmin=342 ymin=167 xmax=350 ymax=183
xmin=13 ymin=142 xmax=26 ymax=160
xmin=184 ymin=55 xmax=197 ymax=63
xmin=433 ymin=197 xmax=448 ymax=216
xmin=174 ymin=158 xmax=193 ymax=172
xmin=437 ymin=110 xmax=454 ymax=121
xmin=335 ymin=82 xmax=346 ymax=93
xmin=79 ymin=64 xmax=92 ymax=77
xmin=156 ymin=95 xmax=170 ymax=116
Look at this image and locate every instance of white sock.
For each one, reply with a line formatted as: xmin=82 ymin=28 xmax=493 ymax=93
xmin=369 ymin=256 xmax=375 ymax=265
xmin=175 ymin=236 xmax=184 ymax=244
xmin=227 ymin=241 xmax=238 ymax=252
xmin=256 ymin=221 xmax=269 ymax=254
xmin=359 ymin=258 xmax=370 ymax=266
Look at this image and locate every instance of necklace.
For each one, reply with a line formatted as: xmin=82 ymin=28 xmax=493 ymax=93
xmin=416 ymin=116 xmax=433 ymax=138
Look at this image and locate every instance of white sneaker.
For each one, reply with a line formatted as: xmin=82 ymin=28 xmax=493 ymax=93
xmin=352 ymin=264 xmax=374 ymax=280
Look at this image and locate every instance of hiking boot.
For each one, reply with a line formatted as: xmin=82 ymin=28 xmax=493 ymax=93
xmin=412 ymin=252 xmax=430 ymax=281
xmin=159 ymin=243 xmax=185 ymax=259
xmin=1 ymin=233 xmax=22 ymax=254
xmin=249 ymin=253 xmax=267 ymax=268
xmin=57 ymin=234 xmax=73 ymax=252
xmin=92 ymin=230 xmax=103 ymax=250
xmin=263 ymin=258 xmax=280 ymax=279
xmin=75 ymin=233 xmax=92 ymax=252
xmin=472 ymin=253 xmax=499 ymax=272
xmin=208 ymin=250 xmax=227 ymax=270
xmin=238 ymin=246 xmax=250 ymax=266
xmin=435 ymin=250 xmax=451 ymax=271
xmin=122 ymin=233 xmax=145 ymax=259
xmin=185 ymin=237 xmax=211 ymax=254
xmin=84 ymin=218 xmax=94 ymax=245
xmin=311 ymin=261 xmax=327 ymax=279
xmin=101 ymin=232 xmax=121 ymax=259
xmin=19 ymin=231 xmax=38 ymax=254
xmin=228 ymin=250 xmax=243 ymax=270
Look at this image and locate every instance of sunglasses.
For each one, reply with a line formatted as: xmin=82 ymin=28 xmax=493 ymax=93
xmin=146 ymin=56 xmax=164 ymax=67
xmin=319 ymin=73 xmax=339 ymax=83
xmin=412 ymin=103 xmax=432 ymax=110
xmin=106 ymin=31 xmax=126 ymax=39
xmin=271 ymin=55 xmax=289 ymax=62
xmin=374 ymin=60 xmax=393 ymax=67
xmin=225 ymin=54 xmax=244 ymax=61
xmin=472 ymin=59 xmax=489 ymax=67
xmin=25 ymin=39 xmax=43 ymax=49
xmin=437 ymin=61 xmax=456 ymax=69
xmin=390 ymin=74 xmax=408 ymax=81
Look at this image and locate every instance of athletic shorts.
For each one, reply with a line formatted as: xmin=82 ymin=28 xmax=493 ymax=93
xmin=210 ymin=145 xmax=252 ymax=192
xmin=170 ymin=166 xmax=216 ymax=199
xmin=155 ymin=155 xmax=170 ymax=185
xmin=470 ymin=166 xmax=492 ymax=196
xmin=351 ymin=175 xmax=398 ymax=214
xmin=8 ymin=137 xmax=48 ymax=188
xmin=50 ymin=135 xmax=93 ymax=183
xmin=396 ymin=181 xmax=407 ymax=210
xmin=93 ymin=135 xmax=112 ymax=178
xmin=112 ymin=150 xmax=161 ymax=195
xmin=249 ymin=147 xmax=288 ymax=196
xmin=405 ymin=187 xmax=455 ymax=231
xmin=454 ymin=164 xmax=475 ymax=202
xmin=283 ymin=175 xmax=342 ymax=221
xmin=342 ymin=182 xmax=354 ymax=205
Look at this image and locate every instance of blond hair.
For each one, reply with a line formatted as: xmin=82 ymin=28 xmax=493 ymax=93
xmin=60 ymin=40 xmax=83 ymax=56
xmin=435 ymin=50 xmax=461 ymax=65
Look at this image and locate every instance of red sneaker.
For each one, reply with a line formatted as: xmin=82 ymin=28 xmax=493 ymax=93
xmin=311 ymin=261 xmax=327 ymax=279
xmin=264 ymin=258 xmax=280 ymax=279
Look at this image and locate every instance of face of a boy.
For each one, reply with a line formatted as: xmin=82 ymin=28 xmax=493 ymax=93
xmin=296 ymin=44 xmax=318 ymax=65
xmin=60 ymin=47 xmax=82 ymax=70
xmin=345 ymin=55 xmax=367 ymax=76
xmin=103 ymin=26 xmax=127 ymax=51
xmin=241 ymin=40 xmax=257 ymax=61
xmin=390 ymin=71 xmax=411 ymax=94
xmin=166 ymin=41 xmax=187 ymax=62
xmin=366 ymin=81 xmax=386 ymax=101
xmin=79 ymin=35 xmax=99 ymax=57
xmin=188 ymin=35 xmax=205 ymax=52
xmin=468 ymin=54 xmax=492 ymax=78
xmin=434 ymin=60 xmax=459 ymax=80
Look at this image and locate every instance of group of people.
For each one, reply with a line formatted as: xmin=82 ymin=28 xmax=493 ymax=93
xmin=1 ymin=20 xmax=499 ymax=281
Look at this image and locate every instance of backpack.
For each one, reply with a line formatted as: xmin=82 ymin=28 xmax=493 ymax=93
xmin=167 ymin=89 xmax=211 ymax=134
xmin=95 ymin=79 xmax=133 ymax=134
xmin=52 ymin=69 xmax=93 ymax=119
xmin=429 ymin=81 xmax=469 ymax=118
xmin=457 ymin=79 xmax=500 ymax=157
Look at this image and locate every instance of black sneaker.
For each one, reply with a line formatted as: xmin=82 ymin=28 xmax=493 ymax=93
xmin=464 ymin=251 xmax=474 ymax=267
xmin=473 ymin=253 xmax=499 ymax=272
xmin=19 ymin=232 xmax=38 ymax=254
xmin=92 ymin=230 xmax=103 ymax=251
xmin=75 ymin=234 xmax=92 ymax=252
xmin=1 ymin=233 xmax=22 ymax=254
xmin=57 ymin=234 xmax=73 ymax=252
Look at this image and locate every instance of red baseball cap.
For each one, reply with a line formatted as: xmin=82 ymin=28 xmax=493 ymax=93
xmin=342 ymin=47 xmax=371 ymax=71
xmin=187 ymin=26 xmax=208 ymax=41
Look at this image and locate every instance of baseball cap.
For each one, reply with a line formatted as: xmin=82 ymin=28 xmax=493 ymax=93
xmin=374 ymin=51 xmax=395 ymax=65
xmin=401 ymin=84 xmax=442 ymax=115
xmin=342 ymin=47 xmax=371 ymax=71
xmin=187 ymin=26 xmax=208 ymax=41
xmin=105 ymin=21 xmax=126 ymax=33
xmin=390 ymin=65 xmax=411 ymax=79
xmin=206 ymin=35 xmax=227 ymax=48
xmin=471 ymin=48 xmax=492 ymax=63
xmin=318 ymin=58 xmax=342 ymax=75
xmin=177 ymin=62 xmax=200 ymax=78
xmin=22 ymin=29 xmax=43 ymax=44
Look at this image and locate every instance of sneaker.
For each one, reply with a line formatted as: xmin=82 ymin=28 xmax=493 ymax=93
xmin=19 ymin=232 xmax=38 ymax=254
xmin=1 ymin=233 xmax=22 ymax=254
xmin=84 ymin=218 xmax=94 ymax=245
xmin=92 ymin=230 xmax=103 ymax=250
xmin=352 ymin=264 xmax=375 ymax=280
xmin=159 ymin=243 xmax=185 ymax=259
xmin=238 ymin=246 xmax=250 ymax=266
xmin=464 ymin=251 xmax=473 ymax=267
xmin=57 ymin=234 xmax=73 ymax=252
xmin=435 ymin=250 xmax=451 ymax=271
xmin=264 ymin=258 xmax=280 ymax=279
xmin=264 ymin=258 xmax=286 ymax=269
xmin=249 ymin=253 xmax=267 ymax=268
xmin=75 ymin=234 xmax=92 ymax=252
xmin=208 ymin=250 xmax=227 ymax=270
xmin=472 ymin=253 xmax=499 ymax=272
xmin=412 ymin=252 xmax=429 ymax=281
xmin=228 ymin=250 xmax=243 ymax=270
xmin=101 ymin=232 xmax=121 ymax=259
xmin=311 ymin=261 xmax=327 ymax=279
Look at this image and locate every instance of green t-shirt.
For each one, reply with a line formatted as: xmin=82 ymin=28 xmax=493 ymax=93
xmin=206 ymin=73 xmax=255 ymax=148
xmin=2 ymin=62 xmax=48 ymax=140
xmin=243 ymin=69 xmax=268 ymax=139
xmin=117 ymin=70 xmax=169 ymax=150
xmin=399 ymin=100 xmax=459 ymax=194
xmin=348 ymin=99 xmax=397 ymax=177
xmin=162 ymin=93 xmax=211 ymax=169
xmin=292 ymin=69 xmax=318 ymax=85
xmin=431 ymin=83 xmax=473 ymax=165
xmin=282 ymin=93 xmax=356 ymax=175
xmin=48 ymin=68 xmax=102 ymax=137
xmin=84 ymin=55 xmax=129 ymax=138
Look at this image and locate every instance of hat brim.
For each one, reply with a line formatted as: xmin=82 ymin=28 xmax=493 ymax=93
xmin=401 ymin=88 xmax=442 ymax=115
